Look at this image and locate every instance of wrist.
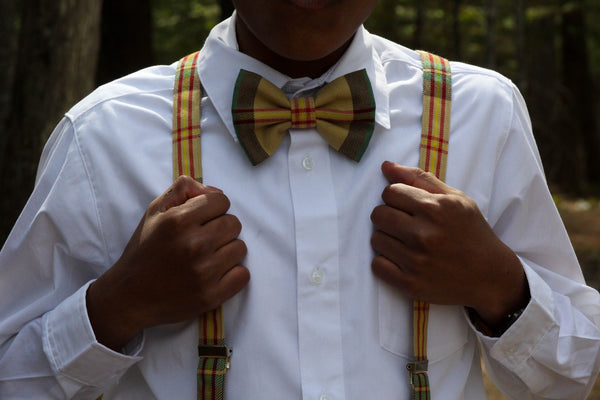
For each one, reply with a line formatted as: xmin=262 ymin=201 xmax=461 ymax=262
xmin=471 ymin=247 xmax=530 ymax=328
xmin=86 ymin=275 xmax=144 ymax=351
xmin=467 ymin=304 xmax=527 ymax=337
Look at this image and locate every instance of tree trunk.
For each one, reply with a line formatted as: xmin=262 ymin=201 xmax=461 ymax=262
xmin=514 ymin=0 xmax=525 ymax=89
xmin=413 ymin=0 xmax=425 ymax=50
xmin=485 ymin=0 xmax=497 ymax=68
xmin=96 ymin=0 xmax=154 ymax=86
xmin=0 ymin=0 xmax=19 ymax=162
xmin=525 ymin=11 xmax=566 ymax=190
xmin=452 ymin=0 xmax=462 ymax=59
xmin=561 ymin=1 xmax=599 ymax=189
xmin=0 ymin=0 xmax=102 ymax=244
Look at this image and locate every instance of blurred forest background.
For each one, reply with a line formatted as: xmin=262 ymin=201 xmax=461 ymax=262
xmin=1 ymin=0 xmax=600 ymax=242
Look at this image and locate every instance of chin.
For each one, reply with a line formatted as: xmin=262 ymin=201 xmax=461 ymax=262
xmin=268 ymin=33 xmax=350 ymax=63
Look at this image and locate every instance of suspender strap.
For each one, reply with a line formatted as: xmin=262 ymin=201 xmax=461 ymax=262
xmin=171 ymin=49 xmax=450 ymax=400
xmin=408 ymin=51 xmax=452 ymax=400
xmin=173 ymin=51 xmax=230 ymax=400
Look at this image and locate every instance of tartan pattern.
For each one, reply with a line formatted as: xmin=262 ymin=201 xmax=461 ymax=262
xmin=410 ymin=51 xmax=452 ymax=400
xmin=173 ymin=51 xmax=229 ymax=400
xmin=173 ymin=51 xmax=203 ymax=183
xmin=291 ymin=97 xmax=317 ymax=128
xmin=197 ymin=354 xmax=228 ymax=400
xmin=418 ymin=51 xmax=451 ymax=181
xmin=413 ymin=300 xmax=430 ymax=362
xmin=411 ymin=371 xmax=432 ymax=400
xmin=232 ymin=69 xmax=376 ymax=165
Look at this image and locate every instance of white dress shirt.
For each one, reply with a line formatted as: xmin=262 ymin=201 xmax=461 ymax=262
xmin=1 ymin=16 xmax=600 ymax=400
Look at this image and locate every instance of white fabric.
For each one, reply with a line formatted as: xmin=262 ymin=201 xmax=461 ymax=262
xmin=1 ymin=16 xmax=600 ymax=400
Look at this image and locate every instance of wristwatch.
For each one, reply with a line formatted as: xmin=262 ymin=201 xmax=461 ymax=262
xmin=467 ymin=306 xmax=526 ymax=337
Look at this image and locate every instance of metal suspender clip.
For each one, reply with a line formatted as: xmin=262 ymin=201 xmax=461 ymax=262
xmin=198 ymin=345 xmax=233 ymax=369
xmin=406 ymin=360 xmax=429 ymax=387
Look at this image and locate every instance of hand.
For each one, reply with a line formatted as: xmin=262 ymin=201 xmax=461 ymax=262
xmin=87 ymin=176 xmax=250 ymax=351
xmin=370 ymin=161 xmax=529 ymax=327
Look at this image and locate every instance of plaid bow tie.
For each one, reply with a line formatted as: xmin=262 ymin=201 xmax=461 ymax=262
xmin=231 ymin=69 xmax=376 ymax=165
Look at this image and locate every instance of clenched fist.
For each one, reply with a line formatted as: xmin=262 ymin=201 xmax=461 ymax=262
xmin=371 ymin=161 xmax=529 ymax=329
xmin=87 ymin=176 xmax=250 ymax=350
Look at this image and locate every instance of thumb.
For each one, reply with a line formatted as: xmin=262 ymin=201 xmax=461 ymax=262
xmin=381 ymin=161 xmax=450 ymax=194
xmin=157 ymin=175 xmax=223 ymax=212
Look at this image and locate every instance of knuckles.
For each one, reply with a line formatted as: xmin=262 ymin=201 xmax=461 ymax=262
xmin=410 ymin=224 xmax=444 ymax=250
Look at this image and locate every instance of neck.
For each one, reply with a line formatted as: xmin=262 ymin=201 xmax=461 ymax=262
xmin=235 ymin=17 xmax=352 ymax=79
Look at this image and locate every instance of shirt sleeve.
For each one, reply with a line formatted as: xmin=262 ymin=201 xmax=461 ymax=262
xmin=474 ymin=84 xmax=600 ymax=399
xmin=0 ymin=118 xmax=143 ymax=399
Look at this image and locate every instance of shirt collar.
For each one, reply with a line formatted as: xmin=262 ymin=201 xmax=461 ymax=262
xmin=196 ymin=14 xmax=391 ymax=143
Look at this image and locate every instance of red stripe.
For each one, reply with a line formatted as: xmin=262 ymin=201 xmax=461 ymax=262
xmin=232 ymin=107 xmax=375 ymax=115
xmin=318 ymin=107 xmax=375 ymax=114
xmin=176 ymin=57 xmax=186 ymax=176
xmin=234 ymin=116 xmax=376 ymax=125
xmin=212 ymin=310 xmax=218 ymax=345
xmin=232 ymin=107 xmax=287 ymax=113
xmin=291 ymin=108 xmax=314 ymax=115
xmin=203 ymin=314 xmax=208 ymax=345
xmin=187 ymin=55 xmax=197 ymax=178
xmin=418 ymin=301 xmax=424 ymax=357
xmin=172 ymin=126 xmax=201 ymax=136
xmin=201 ymin=356 xmax=208 ymax=399
xmin=234 ymin=118 xmax=289 ymax=125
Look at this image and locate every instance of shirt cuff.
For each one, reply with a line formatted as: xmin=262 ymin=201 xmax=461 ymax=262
xmin=43 ymin=280 xmax=143 ymax=394
xmin=470 ymin=257 xmax=557 ymax=370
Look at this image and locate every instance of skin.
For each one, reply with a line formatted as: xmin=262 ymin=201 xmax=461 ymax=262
xmin=87 ymin=177 xmax=250 ymax=350
xmin=87 ymin=0 xmax=529 ymax=351
xmin=232 ymin=0 xmax=378 ymax=78
xmin=371 ymin=162 xmax=529 ymax=329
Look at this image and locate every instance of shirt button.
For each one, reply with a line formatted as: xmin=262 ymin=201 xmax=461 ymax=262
xmin=310 ymin=266 xmax=324 ymax=285
xmin=301 ymin=156 xmax=314 ymax=171
xmin=319 ymin=394 xmax=331 ymax=400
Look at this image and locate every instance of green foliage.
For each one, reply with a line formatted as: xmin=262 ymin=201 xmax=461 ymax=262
xmin=152 ymin=0 xmax=220 ymax=64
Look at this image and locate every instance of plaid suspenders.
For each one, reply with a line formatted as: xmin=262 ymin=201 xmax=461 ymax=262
xmin=408 ymin=51 xmax=452 ymax=400
xmin=171 ymin=50 xmax=451 ymax=400
xmin=173 ymin=52 xmax=230 ymax=400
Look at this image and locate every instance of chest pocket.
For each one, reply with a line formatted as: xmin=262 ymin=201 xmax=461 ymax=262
xmin=378 ymin=282 xmax=469 ymax=361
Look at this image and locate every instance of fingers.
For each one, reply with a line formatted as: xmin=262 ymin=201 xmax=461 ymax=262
xmin=177 ymin=192 xmax=232 ymax=226
xmin=215 ymin=265 xmax=251 ymax=304
xmin=381 ymin=161 xmax=452 ymax=195
xmin=371 ymin=230 xmax=412 ymax=269
xmin=371 ymin=255 xmax=414 ymax=293
xmin=190 ymin=239 xmax=249 ymax=311
xmin=200 ymin=214 xmax=243 ymax=250
xmin=381 ymin=183 xmax=430 ymax=216
xmin=371 ymin=204 xmax=413 ymax=242
xmin=153 ymin=175 xmax=223 ymax=214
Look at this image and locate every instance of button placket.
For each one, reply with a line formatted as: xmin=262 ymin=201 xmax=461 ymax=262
xmin=287 ymin=129 xmax=346 ymax=399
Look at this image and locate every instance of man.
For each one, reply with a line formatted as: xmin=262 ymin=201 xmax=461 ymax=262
xmin=1 ymin=1 xmax=599 ymax=398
